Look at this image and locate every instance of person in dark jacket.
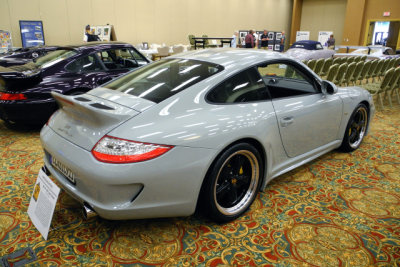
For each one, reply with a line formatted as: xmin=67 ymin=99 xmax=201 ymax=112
xmin=245 ymin=30 xmax=254 ymax=48
xmin=84 ymin=25 xmax=101 ymax=42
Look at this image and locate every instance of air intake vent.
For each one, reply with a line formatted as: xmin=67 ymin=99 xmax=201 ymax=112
xmin=74 ymin=97 xmax=91 ymax=102
xmin=90 ymin=103 xmax=115 ymax=110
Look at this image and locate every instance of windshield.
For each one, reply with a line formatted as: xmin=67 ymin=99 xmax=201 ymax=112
xmin=104 ymin=59 xmax=224 ymax=103
xmin=27 ymin=49 xmax=77 ymax=69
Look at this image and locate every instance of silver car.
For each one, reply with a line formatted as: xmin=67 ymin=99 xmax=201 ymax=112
xmin=40 ymin=49 xmax=374 ymax=222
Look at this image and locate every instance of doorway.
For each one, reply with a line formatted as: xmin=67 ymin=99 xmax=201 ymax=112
xmin=365 ymin=20 xmax=400 ymax=52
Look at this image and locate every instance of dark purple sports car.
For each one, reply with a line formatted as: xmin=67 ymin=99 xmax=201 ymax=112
xmin=0 ymin=46 xmax=59 ymax=67
xmin=0 ymin=42 xmax=150 ymax=126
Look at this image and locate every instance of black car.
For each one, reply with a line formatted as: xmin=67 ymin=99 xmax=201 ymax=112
xmin=0 ymin=42 xmax=150 ymax=126
xmin=0 ymin=46 xmax=59 ymax=67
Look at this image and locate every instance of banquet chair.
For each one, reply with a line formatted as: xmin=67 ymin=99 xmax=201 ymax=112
xmin=357 ymin=60 xmax=371 ymax=84
xmin=342 ymin=62 xmax=356 ymax=86
xmin=314 ymin=58 xmax=325 ymax=76
xmin=326 ymin=63 xmax=339 ymax=82
xmin=333 ymin=63 xmax=348 ymax=85
xmin=362 ymin=68 xmax=394 ymax=109
xmin=320 ymin=57 xmax=333 ymax=77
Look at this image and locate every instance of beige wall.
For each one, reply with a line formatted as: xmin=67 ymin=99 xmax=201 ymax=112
xmin=0 ymin=0 xmax=293 ymax=47
xmin=300 ymin=0 xmax=347 ymax=45
xmin=359 ymin=0 xmax=400 ymax=46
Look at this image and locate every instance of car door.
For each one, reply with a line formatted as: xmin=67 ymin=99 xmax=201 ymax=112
xmin=257 ymin=61 xmax=343 ymax=158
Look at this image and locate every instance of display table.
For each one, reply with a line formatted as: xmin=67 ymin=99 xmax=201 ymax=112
xmin=192 ymin=37 xmax=234 ymax=49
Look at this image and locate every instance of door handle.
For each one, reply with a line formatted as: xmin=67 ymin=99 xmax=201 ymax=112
xmin=280 ymin=116 xmax=294 ymax=127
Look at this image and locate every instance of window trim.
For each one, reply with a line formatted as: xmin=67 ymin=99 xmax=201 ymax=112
xmin=256 ymin=59 xmax=321 ymax=96
xmin=205 ymin=66 xmax=271 ymax=105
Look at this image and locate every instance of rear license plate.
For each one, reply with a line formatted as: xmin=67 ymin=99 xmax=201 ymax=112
xmin=51 ymin=156 xmax=76 ymax=184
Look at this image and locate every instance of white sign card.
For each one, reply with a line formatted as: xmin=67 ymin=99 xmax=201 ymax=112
xmin=318 ymin=31 xmax=333 ymax=46
xmin=28 ymin=169 xmax=60 ymax=240
xmin=296 ymin=31 xmax=310 ymax=42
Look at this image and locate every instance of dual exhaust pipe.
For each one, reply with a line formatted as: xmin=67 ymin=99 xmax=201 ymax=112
xmin=82 ymin=203 xmax=97 ymax=220
xmin=41 ymin=165 xmax=97 ymax=220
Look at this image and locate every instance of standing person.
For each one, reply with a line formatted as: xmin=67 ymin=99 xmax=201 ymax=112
xmin=253 ymin=30 xmax=259 ymax=48
xmin=260 ymin=30 xmax=269 ymax=49
xmin=231 ymin=31 xmax=238 ymax=48
xmin=83 ymin=25 xmax=101 ymax=42
xmin=280 ymin=31 xmax=286 ymax=52
xmin=327 ymin=34 xmax=335 ymax=49
xmin=245 ymin=30 xmax=254 ymax=48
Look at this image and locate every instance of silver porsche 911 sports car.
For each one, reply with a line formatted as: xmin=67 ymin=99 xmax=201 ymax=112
xmin=40 ymin=49 xmax=374 ymax=222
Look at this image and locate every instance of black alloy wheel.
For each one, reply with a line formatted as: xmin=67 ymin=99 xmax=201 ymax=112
xmin=339 ymin=103 xmax=369 ymax=152
xmin=200 ymin=143 xmax=263 ymax=222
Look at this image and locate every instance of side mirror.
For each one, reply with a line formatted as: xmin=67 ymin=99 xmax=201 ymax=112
xmin=321 ymin=80 xmax=338 ymax=95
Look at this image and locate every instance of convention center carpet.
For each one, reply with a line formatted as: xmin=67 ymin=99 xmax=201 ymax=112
xmin=0 ymin=106 xmax=399 ymax=266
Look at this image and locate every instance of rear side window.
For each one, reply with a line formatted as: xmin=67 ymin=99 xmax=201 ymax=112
xmin=105 ymin=59 xmax=223 ymax=103
xmin=65 ymin=54 xmax=103 ymax=73
xmin=207 ymin=68 xmax=269 ymax=103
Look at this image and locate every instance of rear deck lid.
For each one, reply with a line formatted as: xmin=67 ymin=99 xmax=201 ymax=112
xmin=49 ymin=90 xmax=155 ymax=151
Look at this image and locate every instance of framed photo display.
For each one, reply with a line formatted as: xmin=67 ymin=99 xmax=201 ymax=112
xmin=19 ymin=20 xmax=45 ymax=48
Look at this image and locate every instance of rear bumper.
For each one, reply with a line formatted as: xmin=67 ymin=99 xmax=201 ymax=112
xmin=0 ymin=98 xmax=57 ymax=124
xmin=40 ymin=125 xmax=217 ymax=220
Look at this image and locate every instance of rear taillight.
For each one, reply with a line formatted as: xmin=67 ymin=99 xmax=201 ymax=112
xmin=92 ymin=136 xmax=174 ymax=163
xmin=0 ymin=92 xmax=27 ymax=100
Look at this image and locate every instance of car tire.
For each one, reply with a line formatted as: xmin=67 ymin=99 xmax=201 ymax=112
xmin=200 ymin=143 xmax=263 ymax=223
xmin=339 ymin=103 xmax=369 ymax=152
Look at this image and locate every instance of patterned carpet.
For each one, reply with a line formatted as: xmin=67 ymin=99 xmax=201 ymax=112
xmin=0 ymin=105 xmax=399 ymax=266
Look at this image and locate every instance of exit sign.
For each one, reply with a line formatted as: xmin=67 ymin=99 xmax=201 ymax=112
xmin=383 ymin=11 xmax=390 ymax=17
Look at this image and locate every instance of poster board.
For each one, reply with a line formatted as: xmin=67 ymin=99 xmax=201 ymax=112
xmin=239 ymin=30 xmax=248 ymax=46
xmin=0 ymin=30 xmax=12 ymax=53
xmin=238 ymin=29 xmax=285 ymax=50
xmin=296 ymin=31 xmax=310 ymax=42
xmin=19 ymin=20 xmax=45 ymax=48
xmin=28 ymin=169 xmax=60 ymax=240
xmin=318 ymin=31 xmax=333 ymax=47
xmin=84 ymin=25 xmax=115 ymax=42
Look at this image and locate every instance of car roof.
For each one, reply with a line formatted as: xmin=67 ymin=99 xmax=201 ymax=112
xmin=293 ymin=40 xmax=321 ymax=45
xmin=290 ymin=40 xmax=322 ymax=50
xmin=57 ymin=42 xmax=133 ymax=52
xmin=169 ymin=48 xmax=287 ymax=68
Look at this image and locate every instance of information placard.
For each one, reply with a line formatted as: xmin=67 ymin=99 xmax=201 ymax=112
xmin=296 ymin=31 xmax=310 ymax=42
xmin=318 ymin=31 xmax=333 ymax=47
xmin=28 ymin=168 xmax=60 ymax=240
xmin=19 ymin=20 xmax=45 ymax=48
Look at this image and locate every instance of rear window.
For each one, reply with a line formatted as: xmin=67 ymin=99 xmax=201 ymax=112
xmin=27 ymin=49 xmax=77 ymax=69
xmin=104 ymin=59 xmax=224 ymax=103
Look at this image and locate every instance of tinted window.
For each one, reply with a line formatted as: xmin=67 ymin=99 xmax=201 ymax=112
xmin=104 ymin=59 xmax=223 ymax=103
xmin=65 ymin=54 xmax=103 ymax=73
xmin=28 ymin=49 xmax=78 ymax=69
xmin=258 ymin=62 xmax=317 ymax=99
xmin=207 ymin=68 xmax=269 ymax=103
xmin=97 ymin=48 xmax=141 ymax=70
